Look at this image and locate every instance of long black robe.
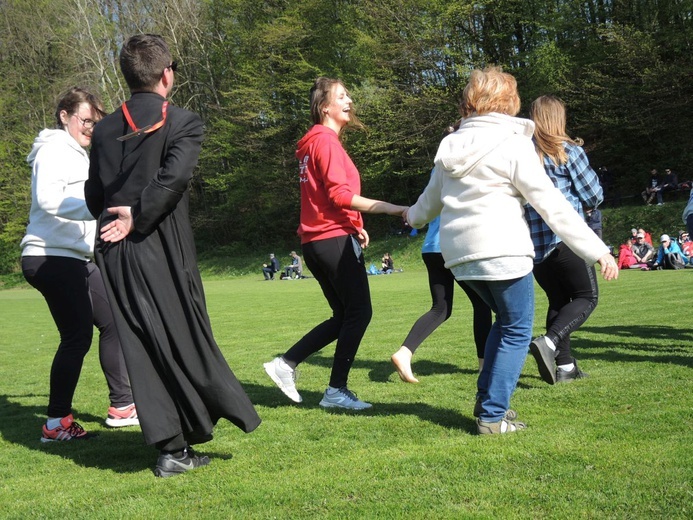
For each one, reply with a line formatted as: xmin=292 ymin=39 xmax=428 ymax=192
xmin=85 ymin=92 xmax=261 ymax=446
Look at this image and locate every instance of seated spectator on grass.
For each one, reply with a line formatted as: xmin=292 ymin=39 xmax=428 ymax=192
xmin=381 ymin=252 xmax=394 ymax=274
xmin=638 ymin=228 xmax=653 ymax=246
xmin=660 ymin=169 xmax=679 ymax=201
xmin=284 ymin=251 xmax=303 ymax=279
xmin=632 ymin=233 xmax=654 ymax=266
xmin=679 ymin=231 xmax=693 ymax=262
xmin=262 ymin=253 xmax=280 ymax=280
xmin=617 ymin=238 xmax=638 ymax=269
xmin=651 ymin=234 xmax=686 ymax=269
xmin=642 ymin=169 xmax=663 ymax=205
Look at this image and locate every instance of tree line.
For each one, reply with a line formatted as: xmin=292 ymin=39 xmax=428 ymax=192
xmin=1 ymin=0 xmax=692 ymax=273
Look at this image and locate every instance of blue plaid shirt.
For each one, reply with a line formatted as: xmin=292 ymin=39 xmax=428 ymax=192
xmin=525 ymin=143 xmax=603 ymax=263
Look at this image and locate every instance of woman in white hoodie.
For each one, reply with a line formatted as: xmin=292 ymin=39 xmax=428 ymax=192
xmin=405 ymin=68 xmax=618 ymax=434
xmin=21 ymin=87 xmax=137 ymax=442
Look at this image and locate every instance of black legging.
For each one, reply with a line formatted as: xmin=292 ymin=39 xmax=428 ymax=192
xmin=401 ymin=252 xmax=492 ymax=359
xmin=22 ymin=256 xmax=133 ymax=417
xmin=283 ymin=235 xmax=372 ymax=389
xmin=532 ymin=242 xmax=599 ymax=366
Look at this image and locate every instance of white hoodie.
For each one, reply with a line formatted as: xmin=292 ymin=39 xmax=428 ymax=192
xmin=407 ymin=113 xmax=609 ymax=280
xmin=20 ymin=129 xmax=95 ymax=260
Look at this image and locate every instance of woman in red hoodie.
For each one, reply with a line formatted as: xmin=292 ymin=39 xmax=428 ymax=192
xmin=264 ymin=77 xmax=407 ymax=410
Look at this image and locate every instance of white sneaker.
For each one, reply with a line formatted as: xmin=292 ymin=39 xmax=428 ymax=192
xmin=263 ymin=357 xmax=302 ymax=403
xmin=319 ymin=387 xmax=372 ymax=410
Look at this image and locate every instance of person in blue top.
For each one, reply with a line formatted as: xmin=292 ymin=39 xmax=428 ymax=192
xmin=524 ymin=96 xmax=604 ymax=384
xmin=391 ymin=181 xmax=492 ymax=384
xmin=651 ymin=234 xmax=686 ymax=269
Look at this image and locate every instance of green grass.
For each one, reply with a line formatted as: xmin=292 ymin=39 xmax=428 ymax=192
xmin=0 ymin=266 xmax=691 ymax=518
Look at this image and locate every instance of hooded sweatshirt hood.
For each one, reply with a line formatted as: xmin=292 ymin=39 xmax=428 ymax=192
xmin=27 ymin=128 xmax=87 ymax=167
xmin=435 ymin=113 xmax=535 ymax=178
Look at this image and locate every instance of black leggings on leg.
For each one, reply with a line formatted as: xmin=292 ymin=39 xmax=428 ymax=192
xmin=283 ymin=235 xmax=372 ymax=389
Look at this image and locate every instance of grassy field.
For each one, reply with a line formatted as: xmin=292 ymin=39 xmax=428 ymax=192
xmin=0 ymin=267 xmax=691 ymax=518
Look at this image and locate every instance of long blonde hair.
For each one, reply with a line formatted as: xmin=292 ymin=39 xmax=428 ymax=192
xmin=529 ymin=95 xmax=582 ymax=166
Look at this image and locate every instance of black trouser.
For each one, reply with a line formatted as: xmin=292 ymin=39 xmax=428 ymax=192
xmin=532 ymin=243 xmax=599 ymax=366
xmin=22 ymin=256 xmax=132 ymax=418
xmin=283 ymin=235 xmax=372 ymax=389
xmin=401 ymin=253 xmax=491 ymax=359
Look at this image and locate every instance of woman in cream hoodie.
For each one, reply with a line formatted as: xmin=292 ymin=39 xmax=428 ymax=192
xmin=405 ymin=68 xmax=618 ymax=434
xmin=21 ymin=87 xmax=136 ymax=442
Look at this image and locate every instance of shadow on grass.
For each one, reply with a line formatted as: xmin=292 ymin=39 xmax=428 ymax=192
xmin=244 ymin=379 xmax=478 ymax=433
xmin=281 ymin=350 xmax=478 ymax=382
xmin=574 ymin=325 xmax=693 ymax=368
xmin=0 ymin=394 xmax=232 ymax=475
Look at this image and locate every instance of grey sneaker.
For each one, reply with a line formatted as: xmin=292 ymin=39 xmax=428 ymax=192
xmin=319 ymin=387 xmax=372 ymax=410
xmin=264 ymin=357 xmax=302 ymax=403
xmin=473 ymin=397 xmax=518 ymax=421
xmin=477 ymin=418 xmax=526 ymax=435
xmin=154 ymin=447 xmax=210 ymax=478
xmin=529 ymin=336 xmax=557 ymax=385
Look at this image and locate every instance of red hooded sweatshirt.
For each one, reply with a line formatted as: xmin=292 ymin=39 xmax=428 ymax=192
xmin=295 ymin=125 xmax=363 ymax=244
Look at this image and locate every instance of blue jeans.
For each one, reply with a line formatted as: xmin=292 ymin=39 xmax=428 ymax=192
xmin=465 ymin=274 xmax=534 ymax=422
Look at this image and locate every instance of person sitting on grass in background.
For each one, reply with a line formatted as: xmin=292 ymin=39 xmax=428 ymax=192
xmin=262 ymin=253 xmax=280 ymax=280
xmin=381 ymin=252 xmax=394 ymax=273
xmin=617 ymin=237 xmax=638 ymax=270
xmin=638 ymin=227 xmax=653 ymax=246
xmin=651 ymin=234 xmax=686 ymax=269
xmin=632 ymin=232 xmax=655 ymax=268
xmin=679 ymin=231 xmax=692 ymax=262
xmin=642 ymin=169 xmax=662 ymax=205
xmin=284 ymin=251 xmax=303 ymax=279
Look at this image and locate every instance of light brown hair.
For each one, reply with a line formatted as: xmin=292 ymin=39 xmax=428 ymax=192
xmin=309 ymin=77 xmax=364 ymax=131
xmin=459 ymin=67 xmax=520 ymax=118
xmin=529 ymin=95 xmax=582 ymax=166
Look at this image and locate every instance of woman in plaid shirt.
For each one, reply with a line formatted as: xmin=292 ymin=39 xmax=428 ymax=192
xmin=524 ymin=95 xmax=604 ymax=384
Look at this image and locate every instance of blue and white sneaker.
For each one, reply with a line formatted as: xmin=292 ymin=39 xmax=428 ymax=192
xmin=319 ymin=386 xmax=372 ymax=410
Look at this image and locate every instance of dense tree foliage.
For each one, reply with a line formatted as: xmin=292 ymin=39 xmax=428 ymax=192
xmin=1 ymin=0 xmax=692 ymax=272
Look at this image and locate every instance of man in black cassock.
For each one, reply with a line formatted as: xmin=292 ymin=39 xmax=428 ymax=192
xmin=85 ymin=34 xmax=261 ymax=477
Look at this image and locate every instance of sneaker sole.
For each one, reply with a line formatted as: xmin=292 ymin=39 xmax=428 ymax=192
xmin=105 ymin=417 xmax=140 ymax=428
xmin=263 ymin=362 xmax=303 ymax=403
xmin=40 ymin=434 xmax=96 ymax=443
xmin=319 ymin=399 xmax=372 ymax=410
xmin=529 ymin=339 xmax=556 ymax=385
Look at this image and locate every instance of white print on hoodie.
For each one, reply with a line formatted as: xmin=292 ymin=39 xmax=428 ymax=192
xmin=20 ymin=128 xmax=95 ymax=260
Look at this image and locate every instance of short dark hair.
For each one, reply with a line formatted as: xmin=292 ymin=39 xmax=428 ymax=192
xmin=55 ymin=86 xmax=106 ymax=129
xmin=120 ymin=34 xmax=171 ymax=92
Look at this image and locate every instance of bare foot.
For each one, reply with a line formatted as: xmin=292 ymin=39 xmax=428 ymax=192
xmin=391 ymin=347 xmax=419 ymax=383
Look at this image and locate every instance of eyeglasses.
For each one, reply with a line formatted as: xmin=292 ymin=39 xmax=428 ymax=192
xmin=165 ymin=61 xmax=178 ymax=73
xmin=71 ymin=114 xmax=96 ymax=129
